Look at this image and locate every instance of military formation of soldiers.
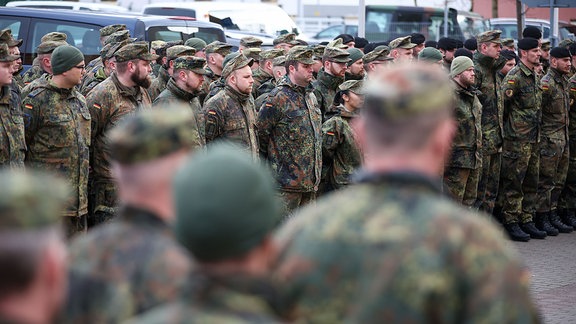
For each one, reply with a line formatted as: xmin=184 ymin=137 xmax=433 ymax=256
xmin=0 ymin=20 xmax=567 ymax=322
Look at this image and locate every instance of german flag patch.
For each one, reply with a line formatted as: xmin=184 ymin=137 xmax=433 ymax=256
xmin=265 ymin=103 xmax=273 ymax=107
xmin=24 ymin=104 xmax=33 ymax=109
xmin=208 ymin=110 xmax=217 ymax=115
xmin=93 ymin=103 xmax=101 ymax=109
xmin=507 ymin=79 xmax=515 ymax=85
xmin=542 ymin=85 xmax=549 ymax=91
xmin=326 ymin=131 xmax=335 ymax=136
xmin=570 ymin=87 xmax=576 ymax=92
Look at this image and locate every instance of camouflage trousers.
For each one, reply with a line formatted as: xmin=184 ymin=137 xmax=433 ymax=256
xmin=559 ymin=138 xmax=576 ymax=209
xmin=475 ymin=151 xmax=501 ymax=214
xmin=500 ymin=141 xmax=540 ymax=224
xmin=443 ymin=166 xmax=480 ymax=208
xmin=536 ymin=136 xmax=569 ymax=213
xmin=279 ymin=190 xmax=316 ymax=219
xmin=63 ymin=215 xmax=87 ymax=239
xmin=90 ymin=180 xmax=118 ymax=227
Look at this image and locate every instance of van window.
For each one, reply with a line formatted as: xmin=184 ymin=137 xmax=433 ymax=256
xmin=147 ymin=26 xmax=223 ymax=44
xmin=30 ymin=20 xmax=101 ymax=55
xmin=0 ymin=19 xmax=23 ymax=40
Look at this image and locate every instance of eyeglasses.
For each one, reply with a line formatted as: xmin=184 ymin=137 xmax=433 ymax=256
xmin=73 ymin=65 xmax=86 ymax=70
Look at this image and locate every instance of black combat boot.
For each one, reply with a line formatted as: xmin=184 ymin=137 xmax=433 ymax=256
xmin=504 ymin=223 xmax=530 ymax=242
xmin=535 ymin=212 xmax=559 ymax=236
xmin=559 ymin=209 xmax=576 ymax=229
xmin=520 ymin=221 xmax=547 ymax=239
xmin=549 ymin=210 xmax=573 ymax=233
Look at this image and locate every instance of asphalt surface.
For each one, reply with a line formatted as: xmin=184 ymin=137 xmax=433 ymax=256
xmin=512 ymin=232 xmax=576 ymax=324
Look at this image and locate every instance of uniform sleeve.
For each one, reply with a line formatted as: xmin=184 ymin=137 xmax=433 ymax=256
xmin=321 ymin=118 xmax=341 ymax=161
xmin=540 ymin=77 xmax=552 ymax=109
xmin=501 ymin=72 xmax=519 ymax=103
xmin=21 ymin=94 xmax=42 ymax=147
xmin=86 ymin=92 xmax=106 ymax=147
xmin=256 ymin=95 xmax=282 ymax=158
xmin=203 ymin=98 xmax=224 ymax=143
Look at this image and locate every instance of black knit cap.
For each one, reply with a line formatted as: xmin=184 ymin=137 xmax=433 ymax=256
xmin=550 ymin=47 xmax=571 ymax=59
xmin=437 ymin=37 xmax=459 ymax=50
xmin=354 ymin=37 xmax=368 ymax=49
xmin=464 ymin=38 xmax=477 ymax=51
xmin=454 ymin=48 xmax=473 ymax=59
xmin=335 ymin=33 xmax=355 ymax=44
xmin=410 ymin=33 xmax=425 ymax=45
xmin=522 ymin=26 xmax=542 ymax=39
xmin=500 ymin=49 xmax=517 ymax=61
xmin=425 ymin=40 xmax=437 ymax=48
xmin=518 ymin=37 xmax=539 ymax=51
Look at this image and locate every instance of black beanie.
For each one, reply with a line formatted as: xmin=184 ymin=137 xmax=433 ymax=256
xmin=425 ymin=40 xmax=438 ymax=48
xmin=410 ymin=33 xmax=425 ymax=45
xmin=550 ymin=47 xmax=571 ymax=58
xmin=522 ymin=26 xmax=542 ymax=39
xmin=454 ymin=48 xmax=473 ymax=59
xmin=437 ymin=37 xmax=459 ymax=50
xmin=464 ymin=38 xmax=477 ymax=51
xmin=518 ymin=38 xmax=539 ymax=51
xmin=354 ymin=37 xmax=368 ymax=49
xmin=500 ymin=49 xmax=517 ymax=61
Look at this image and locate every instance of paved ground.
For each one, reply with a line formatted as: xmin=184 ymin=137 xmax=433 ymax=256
xmin=512 ymin=233 xmax=576 ymax=324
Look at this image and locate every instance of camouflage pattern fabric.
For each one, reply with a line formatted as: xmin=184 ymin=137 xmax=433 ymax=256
xmin=444 ymin=167 xmax=481 ymax=207
xmin=559 ymin=75 xmax=576 ymax=209
xmin=22 ymin=79 xmax=90 ymax=221
xmin=154 ymin=78 xmax=206 ymax=147
xmin=0 ymin=85 xmax=25 ymax=168
xmin=312 ymin=68 xmax=344 ymax=120
xmin=80 ymin=66 xmax=107 ymax=96
xmin=200 ymin=65 xmax=219 ymax=104
xmin=13 ymin=73 xmax=25 ymax=90
xmin=273 ymin=171 xmax=541 ymax=323
xmin=251 ymin=67 xmax=273 ymax=97
xmin=203 ymin=85 xmax=259 ymax=159
xmin=147 ymin=66 xmax=170 ymax=101
xmin=69 ymin=205 xmax=192 ymax=316
xmin=204 ymin=77 xmax=225 ymax=103
xmin=21 ymin=61 xmax=46 ymax=85
xmin=21 ymin=73 xmax=50 ymax=98
xmin=254 ymin=78 xmax=278 ymax=109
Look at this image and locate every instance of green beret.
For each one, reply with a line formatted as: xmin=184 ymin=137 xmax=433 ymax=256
xmin=167 ymin=45 xmax=196 ymax=60
xmin=323 ymin=46 xmax=351 ymax=63
xmin=240 ymin=36 xmax=263 ymax=48
xmin=173 ymin=143 xmax=281 ymax=262
xmin=286 ymin=45 xmax=315 ymax=65
xmin=51 ymin=45 xmax=84 ymax=75
xmin=273 ymin=33 xmax=298 ymax=46
xmin=259 ymin=48 xmax=284 ymax=61
xmin=104 ymin=30 xmax=133 ymax=46
xmin=204 ymin=41 xmax=233 ymax=56
xmin=108 ymin=106 xmax=202 ymax=165
xmin=418 ymin=47 xmax=443 ymax=63
xmin=338 ymin=80 xmax=364 ymax=94
xmin=100 ymin=24 xmax=127 ymax=37
xmin=346 ymin=48 xmax=364 ymax=66
xmin=363 ymin=45 xmax=392 ymax=64
xmin=41 ymin=32 xmax=67 ymax=43
xmin=114 ymin=42 xmax=159 ymax=62
xmin=0 ymin=170 xmax=68 ymax=231
xmin=184 ymin=38 xmax=207 ymax=51
xmin=36 ymin=40 xmax=68 ymax=54
xmin=0 ymin=29 xmax=22 ymax=47
xmin=0 ymin=43 xmax=19 ymax=62
xmin=389 ymin=36 xmax=417 ymax=49
xmin=476 ymin=30 xmax=502 ymax=44
xmin=222 ymin=52 xmax=253 ymax=78
xmin=173 ymin=55 xmax=207 ymax=75
xmin=272 ymin=55 xmax=286 ymax=67
xmin=242 ymin=47 xmax=262 ymax=61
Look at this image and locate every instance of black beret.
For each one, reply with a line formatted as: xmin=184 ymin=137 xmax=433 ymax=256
xmin=410 ymin=33 xmax=425 ymax=45
xmin=454 ymin=48 xmax=473 ymax=59
xmin=354 ymin=37 xmax=368 ymax=49
xmin=335 ymin=33 xmax=355 ymax=44
xmin=437 ymin=37 xmax=459 ymax=50
xmin=522 ymin=26 xmax=542 ymax=39
xmin=518 ymin=37 xmax=539 ymax=50
xmin=550 ymin=46 xmax=571 ymax=58
xmin=424 ymin=40 xmax=438 ymax=48
xmin=464 ymin=38 xmax=477 ymax=51
xmin=569 ymin=43 xmax=576 ymax=56
xmin=500 ymin=49 xmax=517 ymax=61
xmin=363 ymin=41 xmax=388 ymax=54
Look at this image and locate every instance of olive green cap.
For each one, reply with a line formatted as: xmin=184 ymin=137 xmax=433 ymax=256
xmin=114 ymin=42 xmax=159 ymax=62
xmin=0 ymin=29 xmax=22 ymax=47
xmin=104 ymin=30 xmax=134 ymax=46
xmin=476 ymin=30 xmax=502 ymax=44
xmin=363 ymin=45 xmax=393 ymax=63
xmin=259 ymin=48 xmax=284 ymax=61
xmin=242 ymin=47 xmax=262 ymax=61
xmin=450 ymin=56 xmax=474 ymax=78
xmin=346 ymin=48 xmax=364 ymax=66
xmin=418 ymin=47 xmax=443 ymax=62
xmin=108 ymin=105 xmax=202 ymax=165
xmin=273 ymin=32 xmax=298 ymax=46
xmin=222 ymin=52 xmax=253 ymax=78
xmin=0 ymin=170 xmax=68 ymax=231
xmin=541 ymin=40 xmax=551 ymax=51
xmin=338 ymin=80 xmax=365 ymax=94
xmin=240 ymin=36 xmax=263 ymax=48
xmin=100 ymin=24 xmax=127 ymax=37
xmin=184 ymin=38 xmax=207 ymax=51
xmin=312 ymin=44 xmax=326 ymax=60
xmin=363 ymin=62 xmax=453 ymax=120
xmin=326 ymin=38 xmax=347 ymax=49
xmin=36 ymin=40 xmax=68 ymax=54
xmin=272 ymin=55 xmax=286 ymax=67
xmin=501 ymin=38 xmax=515 ymax=47
xmin=204 ymin=41 xmax=233 ymax=56
xmin=389 ymin=36 xmax=417 ymax=49
xmin=173 ymin=55 xmax=207 ymax=75
xmin=558 ymin=39 xmax=575 ymax=48
xmin=0 ymin=43 xmax=19 ymax=62
xmin=286 ymin=45 xmax=315 ymax=65
xmin=173 ymin=143 xmax=281 ymax=262
xmin=167 ymin=45 xmax=196 ymax=60
xmin=323 ymin=46 xmax=351 ymax=63
xmin=41 ymin=32 xmax=67 ymax=43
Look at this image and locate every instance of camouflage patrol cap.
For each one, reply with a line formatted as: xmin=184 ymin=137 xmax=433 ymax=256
xmin=167 ymin=45 xmax=196 ymax=60
xmin=326 ymin=38 xmax=348 ymax=49
xmin=173 ymin=56 xmax=207 ymax=75
xmin=173 ymin=143 xmax=281 ymax=262
xmin=389 ymin=36 xmax=417 ymax=49
xmin=312 ymin=44 xmax=326 ymax=60
xmin=259 ymin=48 xmax=284 ymax=61
xmin=323 ymin=46 xmax=351 ymax=63
xmin=114 ymin=42 xmax=159 ymax=62
xmin=242 ymin=47 xmax=262 ymax=61
xmin=273 ymin=33 xmax=298 ymax=46
xmin=104 ymin=30 xmax=134 ymax=46
xmin=501 ymin=38 xmax=515 ymax=48
xmin=221 ymin=52 xmax=253 ymax=78
xmin=541 ymin=40 xmax=551 ymax=51
xmin=100 ymin=24 xmax=127 ymax=37
xmin=0 ymin=170 xmax=68 ymax=231
xmin=363 ymin=45 xmax=393 ymax=63
xmin=0 ymin=43 xmax=19 ymax=62
xmin=558 ymin=39 xmax=575 ymax=48
xmin=184 ymin=38 xmax=207 ymax=51
xmin=339 ymin=80 xmax=365 ymax=94
xmin=108 ymin=105 xmax=201 ymax=165
xmin=0 ymin=29 xmax=22 ymax=47
xmin=36 ymin=40 xmax=68 ymax=54
xmin=102 ymin=39 xmax=132 ymax=60
xmin=476 ymin=30 xmax=502 ymax=44
xmin=41 ymin=32 xmax=67 ymax=43
xmin=240 ymin=36 xmax=263 ymax=48
xmin=272 ymin=55 xmax=286 ymax=67
xmin=286 ymin=45 xmax=315 ymax=65
xmin=362 ymin=62 xmax=453 ymax=121
xmin=151 ymin=40 xmax=167 ymax=50
xmin=204 ymin=41 xmax=233 ymax=56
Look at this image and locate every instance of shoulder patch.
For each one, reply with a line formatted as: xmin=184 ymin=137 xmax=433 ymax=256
xmin=24 ymin=103 xmax=33 ymax=110
xmin=92 ymin=103 xmax=102 ymax=110
xmin=326 ymin=131 xmax=335 ymax=136
xmin=27 ymin=88 xmax=44 ymax=98
xmin=207 ymin=110 xmax=217 ymax=115
xmin=541 ymin=84 xmax=549 ymax=91
xmin=505 ymin=89 xmax=514 ymax=97
xmin=507 ymin=79 xmax=515 ymax=85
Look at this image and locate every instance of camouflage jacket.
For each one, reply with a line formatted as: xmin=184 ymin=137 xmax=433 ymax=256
xmin=273 ymin=171 xmax=541 ymax=323
xmin=447 ymin=82 xmax=483 ymax=169
xmin=148 ymin=66 xmax=170 ymax=101
xmin=312 ymin=68 xmax=344 ymax=119
xmin=344 ymin=71 xmax=363 ymax=81
xmin=22 ymin=80 xmax=90 ymax=217
xmin=473 ymin=51 xmax=503 ymax=153
xmin=200 ymin=66 xmax=220 ymax=104
xmin=80 ymin=66 xmax=107 ymax=97
xmin=69 ymin=205 xmax=192 ymax=316
xmin=252 ymin=66 xmax=273 ymax=97
xmin=321 ymin=105 xmax=362 ymax=189
xmin=154 ymin=77 xmax=206 ymax=146
xmin=254 ymin=78 xmax=278 ymax=111
xmin=87 ymin=72 xmax=152 ymax=182
xmin=21 ymin=61 xmax=47 ymax=86
xmin=129 ymin=273 xmax=282 ymax=323
xmin=0 ymin=85 xmax=26 ymax=169
xmin=257 ymin=76 xmax=322 ymax=192
xmin=502 ymin=61 xmax=542 ymax=143
xmin=204 ymin=77 xmax=225 ymax=103
xmin=204 ymin=85 xmax=259 ymax=159
xmin=13 ymin=71 xmax=25 ymax=90
xmin=569 ymin=75 xmax=576 ymax=138
xmin=86 ymin=56 xmax=102 ymax=72
xmin=540 ymin=67 xmax=570 ymax=141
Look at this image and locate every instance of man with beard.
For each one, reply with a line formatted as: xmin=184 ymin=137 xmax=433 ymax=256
xmin=363 ymin=46 xmax=393 ymax=80
xmin=345 ymin=47 xmax=364 ymax=81
xmin=540 ymin=40 xmax=551 ymax=75
xmin=204 ymin=53 xmax=259 ymax=159
xmin=411 ymin=33 xmax=426 ymax=59
xmin=438 ymin=37 xmax=460 ymax=70
xmin=312 ymin=46 xmax=350 ymax=120
xmin=148 ymin=45 xmax=196 ymax=101
xmin=86 ymin=42 xmax=158 ymax=227
xmin=498 ymin=50 xmax=517 ymax=81
xmin=389 ymin=36 xmax=417 ymax=62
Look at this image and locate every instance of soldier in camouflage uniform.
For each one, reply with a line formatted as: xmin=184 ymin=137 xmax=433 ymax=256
xmin=444 ymin=56 xmax=483 ymax=207
xmin=86 ymin=42 xmax=157 ymax=226
xmin=363 ymin=46 xmax=393 ymax=80
xmin=85 ymin=24 xmax=127 ymax=73
xmin=273 ymin=33 xmax=299 ymax=52
xmin=257 ymin=46 xmax=322 ymax=216
xmin=312 ymin=46 xmax=350 ymax=120
xmin=0 ymin=43 xmax=25 ymax=168
xmin=238 ymin=35 xmax=263 ymax=51
xmin=500 ymin=38 xmax=547 ymax=241
xmin=502 ymin=38 xmax=516 ymax=51
xmin=345 ymin=47 xmax=364 ymax=81
xmin=498 ymin=49 xmax=518 ymax=82
xmin=559 ymin=72 xmax=576 ymax=227
xmin=320 ymin=80 xmax=363 ymax=193
xmin=0 ymin=170 xmax=69 ymax=324
xmin=310 ymin=44 xmax=325 ymax=79
xmin=204 ymin=53 xmax=259 ymax=158
xmin=251 ymin=48 xmax=283 ymax=97
xmin=130 ymin=144 xmax=283 ymax=323
xmin=0 ymin=29 xmax=24 ymax=90
xmin=473 ymin=30 xmax=504 ymax=215
xmin=389 ymin=35 xmax=417 ymax=62
xmin=201 ymin=41 xmax=232 ymax=103
xmin=255 ymin=55 xmax=286 ymax=110
xmin=69 ymin=108 xmax=199 ymax=318
xmin=22 ymin=45 xmax=90 ymax=238
xmin=22 ymin=32 xmax=68 ymax=85
xmin=540 ymin=40 xmax=551 ymax=75
xmin=272 ymin=63 xmax=541 ymax=323
xmin=148 ymin=45 xmax=195 ymax=101
xmin=243 ymin=47 xmax=262 ymax=70
xmin=536 ymin=47 xmax=574 ymax=234
xmin=154 ymin=56 xmax=207 ymax=146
